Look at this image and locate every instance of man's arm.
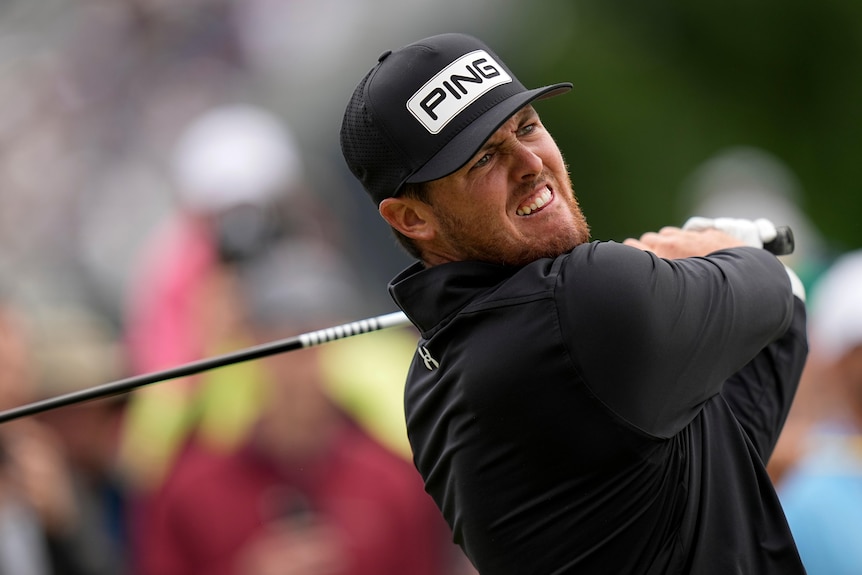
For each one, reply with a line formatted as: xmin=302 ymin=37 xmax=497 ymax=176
xmin=719 ymin=297 xmax=808 ymax=461
xmin=628 ymin=224 xmax=809 ymax=456
xmin=560 ymin=228 xmax=795 ymax=438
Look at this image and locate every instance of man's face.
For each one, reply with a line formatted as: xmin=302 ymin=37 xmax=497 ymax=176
xmin=421 ymin=106 xmax=590 ymax=266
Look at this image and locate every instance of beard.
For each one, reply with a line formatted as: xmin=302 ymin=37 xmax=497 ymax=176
xmin=433 ymin=171 xmax=591 ymax=267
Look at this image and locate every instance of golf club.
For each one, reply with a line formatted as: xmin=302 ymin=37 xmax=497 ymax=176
xmin=0 ymin=224 xmax=794 ymax=425
xmin=0 ymin=311 xmax=411 ymax=424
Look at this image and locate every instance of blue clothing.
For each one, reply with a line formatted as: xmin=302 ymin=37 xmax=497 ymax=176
xmin=780 ymin=425 xmax=862 ymax=575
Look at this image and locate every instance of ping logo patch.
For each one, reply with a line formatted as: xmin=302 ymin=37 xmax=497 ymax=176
xmin=407 ymin=50 xmax=512 ymax=134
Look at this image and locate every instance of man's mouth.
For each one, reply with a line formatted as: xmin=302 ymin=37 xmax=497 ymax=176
xmin=516 ymin=186 xmax=553 ymax=216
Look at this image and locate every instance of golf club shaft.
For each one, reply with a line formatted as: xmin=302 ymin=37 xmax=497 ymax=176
xmin=0 ymin=225 xmax=794 ymax=425
xmin=0 ymin=311 xmax=411 ymax=424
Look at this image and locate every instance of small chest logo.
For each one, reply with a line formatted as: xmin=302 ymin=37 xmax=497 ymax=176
xmin=407 ymin=50 xmax=512 ymax=134
xmin=417 ymin=346 xmax=439 ymax=371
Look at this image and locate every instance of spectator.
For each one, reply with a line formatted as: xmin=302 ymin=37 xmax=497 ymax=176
xmin=131 ymin=239 xmax=464 ymax=575
xmin=778 ymin=249 xmax=862 ymax=575
xmin=28 ymin=305 xmax=130 ymax=575
xmin=119 ymin=103 xmax=322 ymax=491
xmin=0 ymin=300 xmax=122 ymax=575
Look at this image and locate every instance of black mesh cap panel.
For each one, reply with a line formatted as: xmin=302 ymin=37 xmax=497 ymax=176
xmin=340 ymin=71 xmax=410 ymax=205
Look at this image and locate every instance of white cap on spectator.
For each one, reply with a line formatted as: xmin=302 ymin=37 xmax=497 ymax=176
xmin=172 ymin=104 xmax=302 ymax=212
xmin=237 ymin=238 xmax=362 ymax=330
xmin=809 ymin=250 xmax=862 ymax=361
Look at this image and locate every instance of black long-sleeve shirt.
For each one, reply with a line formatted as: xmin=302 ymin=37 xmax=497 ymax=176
xmin=391 ymin=241 xmax=808 ymax=574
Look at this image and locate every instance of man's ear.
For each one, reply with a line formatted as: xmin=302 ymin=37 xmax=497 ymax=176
xmin=379 ymin=197 xmax=436 ymax=241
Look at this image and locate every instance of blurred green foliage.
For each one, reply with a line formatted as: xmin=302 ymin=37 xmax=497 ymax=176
xmin=497 ymin=0 xmax=861 ymax=252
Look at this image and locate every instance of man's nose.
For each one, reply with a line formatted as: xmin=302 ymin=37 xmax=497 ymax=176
xmin=510 ymin=142 xmax=543 ymax=180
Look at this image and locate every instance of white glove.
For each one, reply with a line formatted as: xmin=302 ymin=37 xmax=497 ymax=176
xmin=682 ymin=217 xmax=777 ymax=249
xmin=682 ymin=216 xmax=805 ymax=301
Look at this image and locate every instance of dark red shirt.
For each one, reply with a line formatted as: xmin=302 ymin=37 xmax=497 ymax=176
xmin=134 ymin=422 xmax=453 ymax=575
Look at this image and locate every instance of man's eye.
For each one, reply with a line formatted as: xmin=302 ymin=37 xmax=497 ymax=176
xmin=518 ymin=123 xmax=537 ymax=136
xmin=473 ymin=154 xmax=492 ymax=169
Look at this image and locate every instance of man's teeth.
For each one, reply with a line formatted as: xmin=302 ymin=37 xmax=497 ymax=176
xmin=517 ymin=187 xmax=552 ymax=216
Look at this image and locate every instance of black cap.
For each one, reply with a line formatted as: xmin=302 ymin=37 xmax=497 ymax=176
xmin=340 ymin=33 xmax=572 ymax=205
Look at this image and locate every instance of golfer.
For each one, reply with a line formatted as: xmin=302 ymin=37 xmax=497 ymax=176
xmin=340 ymin=32 xmax=808 ymax=574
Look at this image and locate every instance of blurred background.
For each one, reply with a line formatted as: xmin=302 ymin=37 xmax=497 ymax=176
xmin=0 ymin=1 xmax=860 ymax=574
xmin=0 ymin=0 xmax=858 ymax=323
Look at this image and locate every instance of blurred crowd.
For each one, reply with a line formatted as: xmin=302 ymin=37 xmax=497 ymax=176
xmin=0 ymin=1 xmax=514 ymax=573
xmin=769 ymin=250 xmax=862 ymax=575
xmin=0 ymin=97 xmax=479 ymax=574
xmin=0 ymin=1 xmax=859 ymax=575
xmin=0 ymin=0 xmax=515 ymax=323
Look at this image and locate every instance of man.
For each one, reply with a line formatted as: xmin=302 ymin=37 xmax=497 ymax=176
xmin=340 ymin=33 xmax=808 ymax=574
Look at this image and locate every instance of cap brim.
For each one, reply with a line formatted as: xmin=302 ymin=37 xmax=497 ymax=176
xmin=406 ymin=82 xmax=572 ymax=185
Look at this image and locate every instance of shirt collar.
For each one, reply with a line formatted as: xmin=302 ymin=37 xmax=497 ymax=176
xmin=388 ymin=260 xmax=518 ymax=335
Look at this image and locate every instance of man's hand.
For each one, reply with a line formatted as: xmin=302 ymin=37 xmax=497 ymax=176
xmin=682 ymin=217 xmax=778 ymax=249
xmin=623 ymin=226 xmax=746 ymax=259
